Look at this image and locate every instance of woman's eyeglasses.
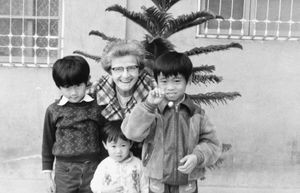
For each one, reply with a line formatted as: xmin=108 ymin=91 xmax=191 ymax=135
xmin=111 ymin=65 xmax=139 ymax=74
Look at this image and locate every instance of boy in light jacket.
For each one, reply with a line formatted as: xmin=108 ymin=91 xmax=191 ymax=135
xmin=122 ymin=51 xmax=222 ymax=193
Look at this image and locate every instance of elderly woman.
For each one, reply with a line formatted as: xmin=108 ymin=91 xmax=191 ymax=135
xmin=95 ymin=40 xmax=155 ymax=120
xmin=93 ymin=40 xmax=156 ymax=157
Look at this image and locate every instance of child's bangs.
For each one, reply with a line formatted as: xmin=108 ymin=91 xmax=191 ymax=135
xmin=155 ymin=63 xmax=183 ymax=78
xmin=65 ymin=70 xmax=87 ymax=86
xmin=154 ymin=52 xmax=193 ymax=81
xmin=61 ymin=68 xmax=87 ymax=87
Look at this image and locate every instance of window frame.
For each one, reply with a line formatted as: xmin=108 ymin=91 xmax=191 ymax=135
xmin=0 ymin=0 xmax=64 ymax=67
xmin=197 ymin=0 xmax=300 ymax=40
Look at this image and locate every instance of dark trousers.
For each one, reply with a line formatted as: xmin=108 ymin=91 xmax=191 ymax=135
xmin=54 ymin=160 xmax=99 ymax=193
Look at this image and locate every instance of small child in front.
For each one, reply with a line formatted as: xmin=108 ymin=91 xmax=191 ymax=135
xmin=42 ymin=55 xmax=107 ymax=193
xmin=90 ymin=121 xmax=148 ymax=193
xmin=122 ymin=51 xmax=222 ymax=193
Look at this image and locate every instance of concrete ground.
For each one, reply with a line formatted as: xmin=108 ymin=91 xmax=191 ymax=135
xmin=0 ymin=156 xmax=299 ymax=193
xmin=0 ymin=156 xmax=46 ymax=193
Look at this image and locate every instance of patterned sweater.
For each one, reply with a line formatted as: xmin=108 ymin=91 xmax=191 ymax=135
xmin=42 ymin=98 xmax=107 ymax=170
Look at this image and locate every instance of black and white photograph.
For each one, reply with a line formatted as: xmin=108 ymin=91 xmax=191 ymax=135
xmin=0 ymin=0 xmax=299 ymax=193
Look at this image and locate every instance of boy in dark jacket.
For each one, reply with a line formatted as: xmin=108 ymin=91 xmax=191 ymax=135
xmin=42 ymin=55 xmax=107 ymax=193
xmin=122 ymin=51 xmax=221 ymax=193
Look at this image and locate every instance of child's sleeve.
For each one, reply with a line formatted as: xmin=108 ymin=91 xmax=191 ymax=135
xmin=42 ymin=107 xmax=56 ymax=171
xmin=121 ymin=101 xmax=157 ymax=142
xmin=90 ymin=163 xmax=105 ymax=193
xmin=193 ymin=113 xmax=222 ymax=167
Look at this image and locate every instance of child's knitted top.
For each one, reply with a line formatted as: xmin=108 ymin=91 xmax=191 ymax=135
xmin=42 ymin=97 xmax=106 ymax=170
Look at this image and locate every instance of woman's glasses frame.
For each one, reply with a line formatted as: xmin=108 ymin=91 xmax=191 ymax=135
xmin=111 ymin=65 xmax=139 ymax=74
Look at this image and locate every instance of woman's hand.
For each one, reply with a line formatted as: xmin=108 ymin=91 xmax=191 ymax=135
xmin=146 ymin=88 xmax=165 ymax=105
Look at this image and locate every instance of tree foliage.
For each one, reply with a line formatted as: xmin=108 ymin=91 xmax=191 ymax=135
xmin=76 ymin=1 xmax=242 ymax=107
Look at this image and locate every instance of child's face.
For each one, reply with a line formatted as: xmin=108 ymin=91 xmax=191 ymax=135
xmin=59 ymin=83 xmax=86 ymax=103
xmin=157 ymin=73 xmax=187 ymax=103
xmin=103 ymin=138 xmax=132 ymax=163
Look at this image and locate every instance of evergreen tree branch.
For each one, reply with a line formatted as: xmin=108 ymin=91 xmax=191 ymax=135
xmin=207 ymin=157 xmax=225 ymax=170
xmin=185 ymin=42 xmax=243 ymax=56
xmin=191 ymin=74 xmax=222 ymax=85
xmin=141 ymin=6 xmax=172 ymax=37
xmin=89 ymin=30 xmax=121 ymax=42
xmin=207 ymin=143 xmax=232 ymax=170
xmin=73 ymin=50 xmax=101 ymax=62
xmin=222 ymin=143 xmax=232 ymax=152
xmin=190 ymin=92 xmax=241 ymax=106
xmin=163 ymin=11 xmax=223 ymax=38
xmin=192 ymin=65 xmax=215 ymax=74
xmin=106 ymin=4 xmax=156 ymax=36
xmin=151 ymin=0 xmax=181 ymax=12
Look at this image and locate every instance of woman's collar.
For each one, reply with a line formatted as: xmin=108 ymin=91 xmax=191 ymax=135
xmin=97 ymin=71 xmax=154 ymax=106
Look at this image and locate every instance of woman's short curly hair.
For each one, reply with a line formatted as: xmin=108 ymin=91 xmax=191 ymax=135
xmin=101 ymin=39 xmax=146 ymax=73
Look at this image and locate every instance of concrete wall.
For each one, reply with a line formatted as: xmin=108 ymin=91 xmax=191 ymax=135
xmin=1 ymin=0 xmax=299 ymax=192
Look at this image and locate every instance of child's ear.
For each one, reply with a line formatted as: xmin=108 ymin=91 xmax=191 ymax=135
xmin=86 ymin=75 xmax=92 ymax=87
xmin=102 ymin=141 xmax=108 ymax=150
xmin=187 ymin=75 xmax=192 ymax=85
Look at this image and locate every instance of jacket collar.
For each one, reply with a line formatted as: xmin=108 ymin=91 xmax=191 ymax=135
xmin=158 ymin=94 xmax=196 ymax=115
xmin=57 ymin=95 xmax=94 ymax=106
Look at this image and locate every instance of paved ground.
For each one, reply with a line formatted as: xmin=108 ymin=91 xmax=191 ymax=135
xmin=1 ymin=156 xmax=300 ymax=193
xmin=0 ymin=156 xmax=46 ymax=193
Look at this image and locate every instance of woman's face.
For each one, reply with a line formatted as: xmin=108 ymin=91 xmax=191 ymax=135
xmin=110 ymin=55 xmax=140 ymax=96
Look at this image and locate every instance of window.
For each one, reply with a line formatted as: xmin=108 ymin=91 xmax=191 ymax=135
xmin=197 ymin=0 xmax=300 ymax=40
xmin=0 ymin=0 xmax=63 ymax=67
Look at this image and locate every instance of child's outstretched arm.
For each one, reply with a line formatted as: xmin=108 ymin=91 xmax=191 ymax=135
xmin=122 ymin=88 xmax=164 ymax=142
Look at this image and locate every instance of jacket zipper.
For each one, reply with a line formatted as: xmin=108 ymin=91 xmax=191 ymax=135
xmin=173 ymin=104 xmax=179 ymax=184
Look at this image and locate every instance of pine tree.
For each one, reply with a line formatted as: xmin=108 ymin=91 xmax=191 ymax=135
xmin=74 ymin=0 xmax=242 ymax=174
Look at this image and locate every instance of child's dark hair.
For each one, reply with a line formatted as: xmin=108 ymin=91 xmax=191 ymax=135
xmin=153 ymin=51 xmax=193 ymax=82
xmin=102 ymin=121 xmax=130 ymax=143
xmin=52 ymin=55 xmax=90 ymax=88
